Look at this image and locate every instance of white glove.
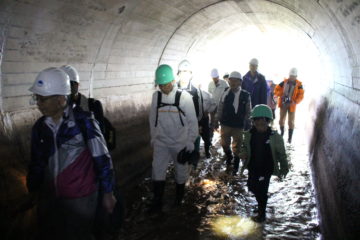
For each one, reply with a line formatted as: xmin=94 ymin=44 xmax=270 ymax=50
xmin=185 ymin=142 xmax=195 ymax=152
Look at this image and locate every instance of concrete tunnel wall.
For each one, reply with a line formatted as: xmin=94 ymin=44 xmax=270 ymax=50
xmin=0 ymin=0 xmax=359 ymax=239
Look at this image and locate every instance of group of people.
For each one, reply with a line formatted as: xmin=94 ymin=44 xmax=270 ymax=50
xmin=24 ymin=58 xmax=304 ymax=239
xmin=149 ymin=58 xmax=304 ymax=222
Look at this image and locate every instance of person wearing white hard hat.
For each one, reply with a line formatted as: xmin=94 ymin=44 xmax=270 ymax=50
xmin=223 ymin=72 xmax=230 ymax=84
xmin=274 ymin=68 xmax=304 ymax=143
xmin=208 ymin=68 xmax=229 ymax=105
xmin=242 ymin=58 xmax=268 ymax=108
xmin=60 ymin=65 xmax=106 ymax=134
xmin=177 ymin=60 xmax=216 ymax=160
xmin=215 ymin=71 xmax=251 ymax=175
xmin=26 ymin=67 xmax=116 ymax=240
xmin=208 ymin=68 xmax=229 ymax=142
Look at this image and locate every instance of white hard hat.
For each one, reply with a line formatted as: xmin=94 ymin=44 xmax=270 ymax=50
xmin=249 ymin=58 xmax=259 ymax=66
xmin=289 ymin=67 xmax=298 ymax=76
xmin=60 ymin=65 xmax=80 ymax=83
xmin=211 ymin=68 xmax=219 ymax=78
xmin=229 ymin=71 xmax=242 ymax=80
xmin=29 ymin=67 xmax=70 ymax=96
xmin=178 ymin=59 xmax=192 ymax=72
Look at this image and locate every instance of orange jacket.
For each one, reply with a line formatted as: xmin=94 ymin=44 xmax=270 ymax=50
xmin=274 ymin=78 xmax=304 ymax=112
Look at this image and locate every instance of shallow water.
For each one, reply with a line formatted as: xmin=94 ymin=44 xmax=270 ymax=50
xmin=119 ymin=131 xmax=321 ymax=240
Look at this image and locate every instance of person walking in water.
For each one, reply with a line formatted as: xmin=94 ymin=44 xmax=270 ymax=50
xmin=149 ymin=64 xmax=198 ymax=213
xmin=274 ymin=68 xmax=304 ymax=143
xmin=240 ymin=104 xmax=289 ymax=222
xmin=216 ymin=71 xmax=251 ymax=175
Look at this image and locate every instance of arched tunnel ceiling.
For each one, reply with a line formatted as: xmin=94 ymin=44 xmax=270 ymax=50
xmin=0 ymin=0 xmax=359 ymax=112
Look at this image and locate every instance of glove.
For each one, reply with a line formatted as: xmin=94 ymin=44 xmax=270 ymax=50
xmin=177 ymin=148 xmax=192 ymax=164
xmin=185 ymin=142 xmax=195 ymax=152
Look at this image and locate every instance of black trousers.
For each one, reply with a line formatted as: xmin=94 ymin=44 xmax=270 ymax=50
xmin=247 ymin=171 xmax=272 ymax=216
xmin=199 ymin=115 xmax=211 ymax=149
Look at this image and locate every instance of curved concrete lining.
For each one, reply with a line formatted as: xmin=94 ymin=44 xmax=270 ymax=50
xmin=0 ymin=0 xmax=359 ymax=238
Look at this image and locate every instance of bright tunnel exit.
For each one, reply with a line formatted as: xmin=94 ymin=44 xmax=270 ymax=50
xmin=182 ymin=23 xmax=329 ymax=132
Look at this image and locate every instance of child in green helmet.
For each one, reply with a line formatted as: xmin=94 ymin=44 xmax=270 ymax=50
xmin=240 ymin=104 xmax=289 ymax=222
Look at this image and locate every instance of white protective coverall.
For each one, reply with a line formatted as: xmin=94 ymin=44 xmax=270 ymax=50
xmin=149 ymin=86 xmax=199 ymax=184
xmin=208 ymin=79 xmax=229 ymax=106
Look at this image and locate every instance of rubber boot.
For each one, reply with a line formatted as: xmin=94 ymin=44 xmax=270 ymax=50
xmin=253 ymin=195 xmax=267 ymax=223
xmin=280 ymin=126 xmax=284 ymax=137
xmin=233 ymin=157 xmax=240 ymax=176
xmin=205 ymin=145 xmax=211 ymax=159
xmin=174 ymin=183 xmax=185 ymax=207
xmin=288 ymin=129 xmax=294 ymax=143
xmin=224 ymin=150 xmax=233 ymax=165
xmin=148 ymin=181 xmax=165 ymax=214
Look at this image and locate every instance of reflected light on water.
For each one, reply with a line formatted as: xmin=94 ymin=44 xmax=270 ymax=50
xmin=211 ymin=215 xmax=261 ymax=239
xmin=199 ymin=179 xmax=218 ymax=191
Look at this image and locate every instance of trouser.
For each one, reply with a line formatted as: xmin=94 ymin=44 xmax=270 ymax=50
xmin=152 ymin=145 xmax=190 ymax=184
xmin=271 ymin=109 xmax=276 ymax=120
xmin=247 ymin=171 xmax=272 ymax=216
xmin=220 ymin=125 xmax=243 ymax=158
xmin=37 ymin=191 xmax=98 ymax=240
xmin=279 ymin=105 xmax=295 ymax=129
xmin=192 ymin=136 xmax=201 ymax=167
xmin=199 ymin=115 xmax=211 ymax=150
xmin=209 ymin=111 xmax=216 ymax=142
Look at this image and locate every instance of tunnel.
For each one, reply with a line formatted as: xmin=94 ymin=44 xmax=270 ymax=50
xmin=0 ymin=0 xmax=359 ymax=239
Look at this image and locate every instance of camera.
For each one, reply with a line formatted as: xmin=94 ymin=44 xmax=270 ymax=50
xmin=283 ymin=96 xmax=291 ymax=104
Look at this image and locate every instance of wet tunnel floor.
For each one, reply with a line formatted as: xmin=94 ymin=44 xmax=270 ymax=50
xmin=119 ymin=131 xmax=321 ymax=240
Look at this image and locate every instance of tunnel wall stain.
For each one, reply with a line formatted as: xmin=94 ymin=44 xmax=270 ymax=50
xmin=310 ymin=91 xmax=360 ymax=240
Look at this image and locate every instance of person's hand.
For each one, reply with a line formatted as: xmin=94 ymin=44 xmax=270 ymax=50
xmin=103 ymin=192 xmax=117 ymax=214
xmin=186 ymin=142 xmax=195 ymax=152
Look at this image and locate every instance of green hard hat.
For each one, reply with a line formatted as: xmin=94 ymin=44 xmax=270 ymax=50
xmin=155 ymin=64 xmax=174 ymax=85
xmin=251 ymin=104 xmax=273 ymax=120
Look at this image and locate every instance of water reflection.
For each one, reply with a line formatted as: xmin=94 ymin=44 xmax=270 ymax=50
xmin=211 ymin=216 xmax=261 ymax=239
xmin=119 ymin=131 xmax=320 ymax=240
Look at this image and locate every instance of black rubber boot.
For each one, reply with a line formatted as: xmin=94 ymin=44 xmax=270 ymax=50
xmin=192 ymin=151 xmax=200 ymax=169
xmin=205 ymin=145 xmax=211 ymax=158
xmin=233 ymin=157 xmax=240 ymax=176
xmin=280 ymin=126 xmax=285 ymax=136
xmin=148 ymin=181 xmax=165 ymax=214
xmin=288 ymin=129 xmax=294 ymax=143
xmin=253 ymin=195 xmax=267 ymax=223
xmin=224 ymin=150 xmax=233 ymax=165
xmin=174 ymin=183 xmax=185 ymax=206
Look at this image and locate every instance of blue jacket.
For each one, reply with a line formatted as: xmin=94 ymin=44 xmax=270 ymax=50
xmin=27 ymin=106 xmax=114 ymax=198
xmin=242 ymin=71 xmax=267 ymax=107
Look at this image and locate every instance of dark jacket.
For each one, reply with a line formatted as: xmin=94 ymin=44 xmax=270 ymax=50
xmin=217 ymin=89 xmax=251 ymax=128
xmin=240 ymin=128 xmax=289 ymax=178
xmin=242 ymin=71 xmax=267 ymax=107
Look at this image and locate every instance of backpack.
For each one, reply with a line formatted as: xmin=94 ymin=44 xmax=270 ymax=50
xmin=155 ymin=90 xmax=185 ymax=127
xmin=88 ymin=98 xmax=116 ymax=151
